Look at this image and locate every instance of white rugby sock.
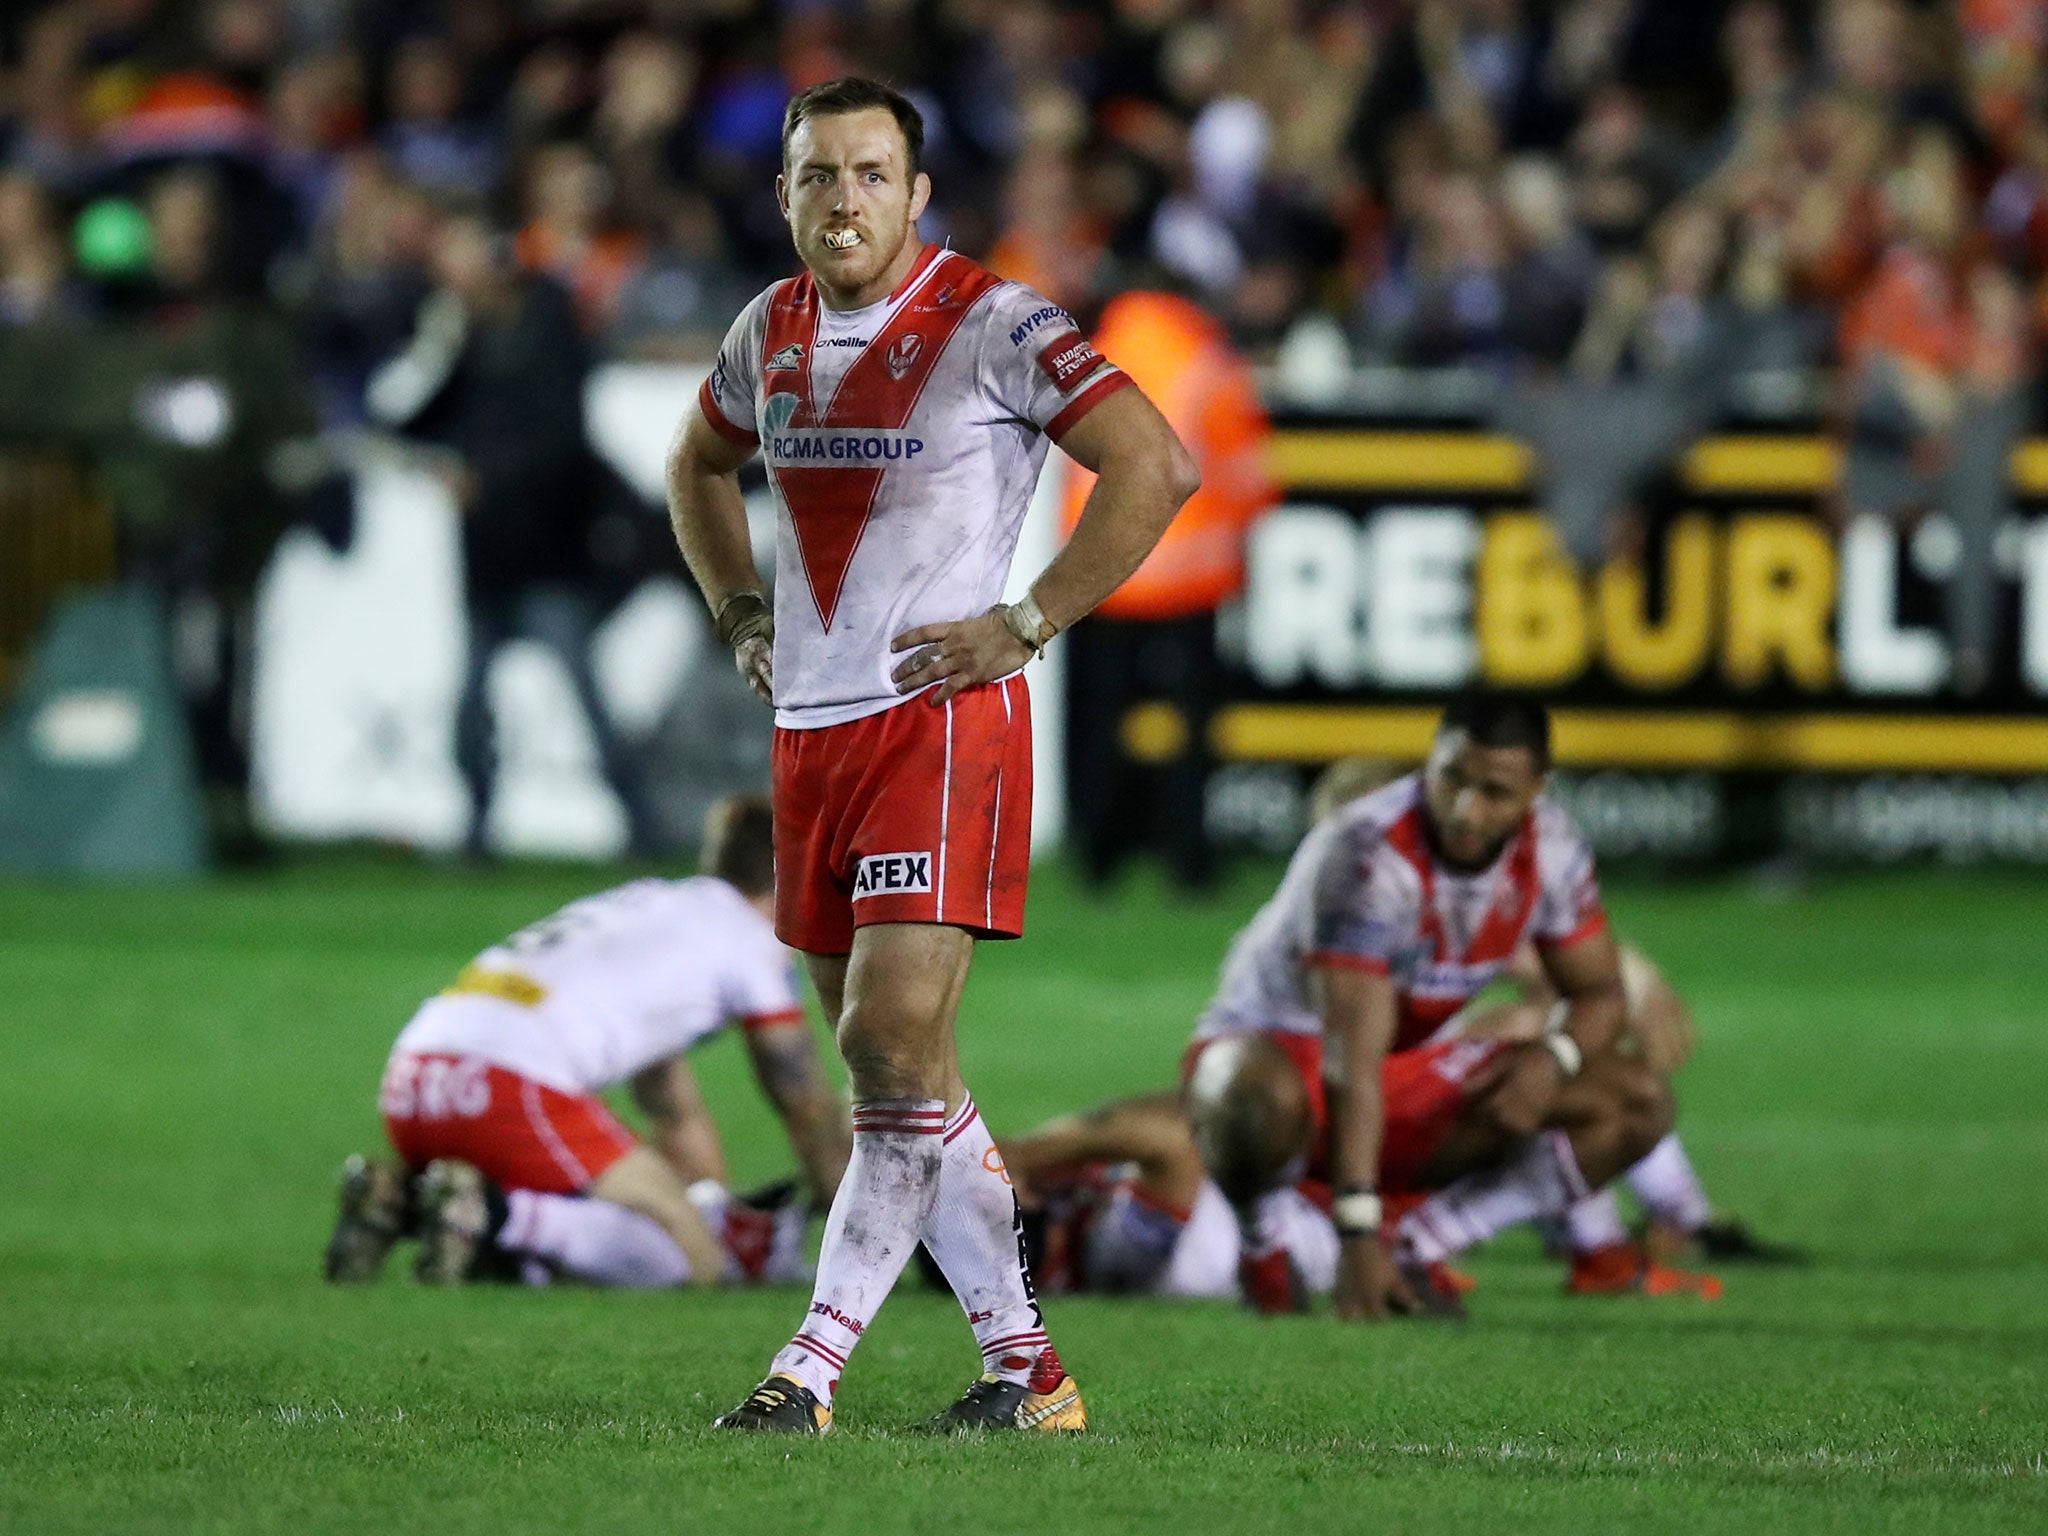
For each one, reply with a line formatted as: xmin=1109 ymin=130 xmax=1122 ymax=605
xmin=1399 ymin=1131 xmax=1594 ymax=1264
xmin=499 ymin=1190 xmax=691 ymax=1288
xmin=919 ymin=1096 xmax=1055 ymax=1386
xmin=1562 ymin=1187 xmax=1631 ymax=1253
xmin=1234 ymin=1189 xmax=1293 ymax=1260
xmin=770 ymin=1098 xmax=945 ymax=1403
xmin=1625 ymin=1133 xmax=1713 ymax=1231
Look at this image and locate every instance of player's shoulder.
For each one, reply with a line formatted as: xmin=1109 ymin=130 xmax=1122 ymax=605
xmin=967 ymin=268 xmax=1077 ymax=346
xmin=1529 ymin=795 xmax=1596 ymax=876
xmin=1330 ymin=774 xmax=1426 ymax=860
xmin=1299 ymin=775 xmax=1423 ymax=899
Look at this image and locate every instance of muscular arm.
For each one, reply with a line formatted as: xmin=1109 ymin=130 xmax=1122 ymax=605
xmin=1317 ymin=966 xmax=1401 ymax=1197
xmin=889 ymin=385 xmax=1200 ymax=702
xmin=666 ymin=405 xmax=761 ymax=618
xmin=1317 ymin=963 xmax=1415 ymax=1321
xmin=1026 ymin=385 xmax=1201 ymax=632
xmin=1537 ymin=926 xmax=1628 ymax=1063
xmin=629 ymin=1054 xmax=728 ymax=1187
xmin=742 ymin=1020 xmax=850 ymax=1206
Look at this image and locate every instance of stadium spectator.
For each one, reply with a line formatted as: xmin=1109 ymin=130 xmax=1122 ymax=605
xmin=0 ymin=164 xmax=320 ymax=857
xmin=366 ymin=201 xmax=661 ymax=859
xmin=1061 ymin=280 xmax=1279 ymax=891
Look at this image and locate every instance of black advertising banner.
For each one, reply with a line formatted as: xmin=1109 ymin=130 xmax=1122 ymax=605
xmin=1205 ymin=428 xmax=2048 ymax=864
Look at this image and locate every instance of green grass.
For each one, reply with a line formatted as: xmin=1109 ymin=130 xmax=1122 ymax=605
xmin=2 ymin=858 xmax=2045 ymax=1534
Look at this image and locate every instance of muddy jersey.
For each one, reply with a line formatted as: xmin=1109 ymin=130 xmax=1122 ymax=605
xmin=1193 ymin=775 xmax=1606 ymax=1057
xmin=392 ymin=877 xmax=803 ymax=1095
xmin=697 ymin=245 xmax=1133 ymax=728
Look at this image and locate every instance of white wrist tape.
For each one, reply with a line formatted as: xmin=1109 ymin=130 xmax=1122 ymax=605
xmin=1001 ymin=593 xmax=1055 ymax=659
xmin=1544 ymin=1033 xmax=1584 ymax=1078
xmin=1332 ymin=1190 xmax=1384 ymax=1236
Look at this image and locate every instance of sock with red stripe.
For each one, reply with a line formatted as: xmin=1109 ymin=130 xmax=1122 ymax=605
xmin=919 ymin=1095 xmax=1061 ymax=1388
xmin=499 ymin=1190 xmax=691 ymax=1288
xmin=1398 ymin=1131 xmax=1593 ymax=1264
xmin=769 ymin=1098 xmax=945 ymax=1403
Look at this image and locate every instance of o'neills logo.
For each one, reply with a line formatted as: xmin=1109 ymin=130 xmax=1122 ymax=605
xmin=810 ymin=1301 xmax=864 ymax=1335
xmin=885 ymin=332 xmax=923 ymax=379
xmin=853 ymin=852 xmax=933 ymax=897
xmin=1037 ymin=329 xmax=1108 ymax=392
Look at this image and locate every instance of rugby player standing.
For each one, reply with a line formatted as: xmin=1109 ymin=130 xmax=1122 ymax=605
xmin=668 ymin=77 xmax=1198 ymax=1433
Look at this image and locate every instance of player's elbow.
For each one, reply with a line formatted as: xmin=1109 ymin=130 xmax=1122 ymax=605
xmin=1163 ymin=435 xmax=1202 ymax=507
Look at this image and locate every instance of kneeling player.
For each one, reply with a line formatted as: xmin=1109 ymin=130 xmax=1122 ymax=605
xmin=1183 ymin=694 xmax=1684 ymax=1318
xmin=994 ymin=1093 xmax=1338 ymax=1301
xmin=325 ymin=796 xmax=849 ymax=1289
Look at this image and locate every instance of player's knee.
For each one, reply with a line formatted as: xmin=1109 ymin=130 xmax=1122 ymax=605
xmin=1623 ymin=1065 xmax=1676 ymax=1153
xmin=1185 ymin=1037 xmax=1311 ymax=1203
xmin=835 ymin=1002 xmax=944 ymax=1100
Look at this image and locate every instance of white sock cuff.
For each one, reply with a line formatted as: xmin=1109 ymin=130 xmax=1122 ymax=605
xmin=851 ymin=1098 xmax=947 ymax=1137
xmin=942 ymin=1095 xmax=979 ymax=1143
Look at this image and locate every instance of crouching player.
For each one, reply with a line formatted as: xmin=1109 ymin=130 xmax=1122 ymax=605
xmin=1440 ymin=938 xmax=1805 ymax=1278
xmin=1184 ymin=694 xmax=1685 ymax=1319
xmin=324 ymin=796 xmax=850 ymax=1289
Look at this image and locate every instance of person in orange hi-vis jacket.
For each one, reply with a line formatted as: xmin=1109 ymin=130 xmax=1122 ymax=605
xmin=1059 ymin=287 xmax=1278 ymax=889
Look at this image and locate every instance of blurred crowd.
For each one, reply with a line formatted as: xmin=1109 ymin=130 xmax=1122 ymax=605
xmin=1 ymin=0 xmax=2043 ymax=387
xmin=0 ymin=0 xmax=2043 ymax=855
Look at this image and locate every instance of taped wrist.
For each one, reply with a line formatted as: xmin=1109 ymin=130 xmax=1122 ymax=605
xmin=716 ymin=590 xmax=773 ymax=650
xmin=1000 ymin=594 xmax=1056 ymax=660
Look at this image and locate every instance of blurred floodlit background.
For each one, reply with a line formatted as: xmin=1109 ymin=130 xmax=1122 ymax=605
xmin=2 ymin=0 xmax=2047 ymax=878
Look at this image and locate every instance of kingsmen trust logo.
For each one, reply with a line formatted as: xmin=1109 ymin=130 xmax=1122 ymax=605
xmin=760 ymin=392 xmax=799 ymax=439
xmin=885 ymin=333 xmax=923 ymax=380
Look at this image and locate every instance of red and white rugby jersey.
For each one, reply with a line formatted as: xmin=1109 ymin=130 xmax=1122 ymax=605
xmin=392 ymin=877 xmax=805 ymax=1095
xmin=697 ymin=245 xmax=1133 ymax=728
xmin=1192 ymin=775 xmax=1607 ymax=1058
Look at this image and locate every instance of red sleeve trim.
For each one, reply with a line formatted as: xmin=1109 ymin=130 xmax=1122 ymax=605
xmin=739 ymin=1007 xmax=806 ymax=1032
xmin=1045 ymin=369 xmax=1135 ymax=443
xmin=1303 ymin=950 xmax=1392 ymax=976
xmin=697 ymin=376 xmax=760 ymax=447
xmin=1538 ymin=910 xmax=1609 ymax=951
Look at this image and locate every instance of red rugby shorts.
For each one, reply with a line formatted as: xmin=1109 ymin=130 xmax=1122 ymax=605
xmin=774 ymin=675 xmax=1032 ymax=954
xmin=380 ymin=1051 xmax=637 ymax=1194
xmin=1179 ymin=1032 xmax=1517 ymax=1193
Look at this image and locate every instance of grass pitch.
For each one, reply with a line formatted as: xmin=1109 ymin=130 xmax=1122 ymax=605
xmin=2 ymin=858 xmax=2045 ymax=1534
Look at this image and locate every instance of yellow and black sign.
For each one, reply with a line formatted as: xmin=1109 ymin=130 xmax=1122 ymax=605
xmin=1227 ymin=429 xmax=2048 ymax=777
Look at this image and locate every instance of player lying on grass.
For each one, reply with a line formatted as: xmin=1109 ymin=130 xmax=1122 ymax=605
xmin=1311 ymin=758 xmax=1806 ymax=1281
xmin=987 ymin=1090 xmax=1336 ymax=1301
xmin=1183 ymin=693 xmax=1708 ymax=1319
xmin=324 ymin=795 xmax=850 ymax=1289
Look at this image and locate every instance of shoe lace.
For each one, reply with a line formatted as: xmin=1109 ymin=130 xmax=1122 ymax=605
xmin=744 ymin=1379 xmax=807 ymax=1414
xmin=960 ymin=1375 xmax=1008 ymax=1405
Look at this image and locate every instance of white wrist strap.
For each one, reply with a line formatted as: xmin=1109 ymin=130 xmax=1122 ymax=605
xmin=1332 ymin=1190 xmax=1384 ymax=1236
xmin=1544 ymin=1033 xmax=1584 ymax=1078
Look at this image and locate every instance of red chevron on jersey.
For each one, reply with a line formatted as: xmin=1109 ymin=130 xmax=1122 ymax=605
xmin=1381 ymin=804 xmax=1544 ymax=1050
xmin=760 ymin=252 xmax=1000 ymax=630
